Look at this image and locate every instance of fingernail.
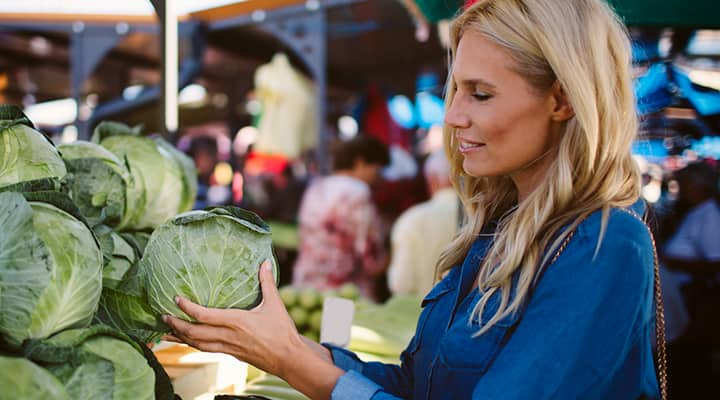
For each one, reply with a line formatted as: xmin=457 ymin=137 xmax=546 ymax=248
xmin=174 ymin=296 xmax=180 ymax=304
xmin=263 ymin=260 xmax=272 ymax=271
xmin=162 ymin=315 xmax=169 ymax=323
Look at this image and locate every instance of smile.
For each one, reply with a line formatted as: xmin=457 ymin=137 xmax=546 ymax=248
xmin=458 ymin=139 xmax=486 ymax=153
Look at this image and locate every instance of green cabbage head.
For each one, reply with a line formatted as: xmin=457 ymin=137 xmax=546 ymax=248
xmin=0 ymin=356 xmax=70 ymax=400
xmin=0 ymin=191 xmax=103 ymax=347
xmin=0 ymin=105 xmax=66 ymax=188
xmin=24 ymin=326 xmax=155 ymax=400
xmin=93 ymin=121 xmax=197 ymax=230
xmin=95 ymin=234 xmax=165 ymax=344
xmin=101 ymin=230 xmax=139 ymax=289
xmin=58 ymin=140 xmax=144 ymax=228
xmin=143 ymin=207 xmax=278 ymax=321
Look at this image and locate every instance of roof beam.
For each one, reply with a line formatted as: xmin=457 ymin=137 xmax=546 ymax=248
xmin=191 ymin=0 xmax=307 ymax=22
xmin=0 ymin=12 xmax=157 ymax=25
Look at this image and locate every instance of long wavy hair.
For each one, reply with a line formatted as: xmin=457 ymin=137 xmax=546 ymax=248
xmin=438 ymin=0 xmax=642 ymax=335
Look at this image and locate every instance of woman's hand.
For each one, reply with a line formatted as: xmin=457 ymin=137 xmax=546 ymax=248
xmin=162 ymin=260 xmax=344 ymax=399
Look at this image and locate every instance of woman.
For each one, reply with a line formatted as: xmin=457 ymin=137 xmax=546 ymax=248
xmin=163 ymin=0 xmax=664 ymax=398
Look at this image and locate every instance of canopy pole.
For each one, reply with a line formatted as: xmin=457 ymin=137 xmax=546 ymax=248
xmin=151 ymin=0 xmax=178 ymax=141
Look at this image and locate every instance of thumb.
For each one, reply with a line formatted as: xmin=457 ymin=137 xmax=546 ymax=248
xmin=258 ymin=259 xmax=280 ymax=306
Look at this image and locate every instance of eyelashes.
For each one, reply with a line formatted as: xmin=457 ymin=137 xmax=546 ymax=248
xmin=472 ymin=93 xmax=492 ymax=101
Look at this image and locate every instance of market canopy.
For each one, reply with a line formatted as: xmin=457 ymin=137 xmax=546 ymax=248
xmin=413 ymin=0 xmax=720 ymax=28
xmin=0 ymin=0 xmax=311 ymax=23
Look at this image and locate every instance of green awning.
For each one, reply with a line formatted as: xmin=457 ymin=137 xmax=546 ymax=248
xmin=607 ymin=0 xmax=720 ymax=28
xmin=414 ymin=0 xmax=720 ymax=28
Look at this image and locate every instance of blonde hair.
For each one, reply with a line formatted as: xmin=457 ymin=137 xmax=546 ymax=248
xmin=438 ymin=0 xmax=642 ymax=335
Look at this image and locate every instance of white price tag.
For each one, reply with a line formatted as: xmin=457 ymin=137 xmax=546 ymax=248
xmin=319 ymin=297 xmax=355 ymax=348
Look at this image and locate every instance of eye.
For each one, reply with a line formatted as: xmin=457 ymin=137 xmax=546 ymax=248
xmin=472 ymin=92 xmax=492 ymax=101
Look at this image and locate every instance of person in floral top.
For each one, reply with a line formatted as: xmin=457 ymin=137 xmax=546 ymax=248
xmin=292 ymin=136 xmax=390 ymax=300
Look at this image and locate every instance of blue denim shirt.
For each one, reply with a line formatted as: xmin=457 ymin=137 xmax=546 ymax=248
xmin=327 ymin=202 xmax=660 ymax=399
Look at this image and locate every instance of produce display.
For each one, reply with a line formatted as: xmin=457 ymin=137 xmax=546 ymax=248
xmin=349 ymin=294 xmax=422 ymax=364
xmin=0 ymin=105 xmax=278 ymax=399
xmin=0 ymin=103 xmax=420 ymax=400
xmin=278 ymin=283 xmax=362 ymax=342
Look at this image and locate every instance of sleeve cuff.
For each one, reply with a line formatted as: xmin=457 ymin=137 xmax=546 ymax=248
xmin=322 ymin=343 xmax=365 ymax=373
xmin=331 ymin=370 xmax=382 ymax=400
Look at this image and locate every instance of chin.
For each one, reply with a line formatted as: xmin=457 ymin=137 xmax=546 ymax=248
xmin=462 ymin=159 xmax=504 ymax=178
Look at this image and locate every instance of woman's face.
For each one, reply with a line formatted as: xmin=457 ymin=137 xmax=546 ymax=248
xmin=445 ymin=31 xmax=565 ymax=199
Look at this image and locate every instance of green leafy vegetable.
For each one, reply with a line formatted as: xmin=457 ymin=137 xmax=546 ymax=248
xmin=0 ymin=191 xmax=102 ymax=348
xmin=58 ymin=140 xmax=143 ymax=228
xmin=25 ymin=326 xmax=155 ymax=400
xmin=96 ymin=260 xmax=165 ymax=344
xmin=0 ymin=355 xmax=70 ymax=400
xmin=0 ymin=105 xmax=66 ymax=188
xmin=94 ymin=122 xmax=197 ymax=230
xmin=143 ymin=207 xmax=278 ymax=321
xmin=101 ymin=231 xmax=137 ymax=289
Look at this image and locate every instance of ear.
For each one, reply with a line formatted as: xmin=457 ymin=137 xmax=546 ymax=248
xmin=549 ymin=81 xmax=574 ymax=122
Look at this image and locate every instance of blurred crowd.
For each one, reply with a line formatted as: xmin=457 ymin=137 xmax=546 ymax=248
xmin=641 ymin=155 xmax=720 ymax=398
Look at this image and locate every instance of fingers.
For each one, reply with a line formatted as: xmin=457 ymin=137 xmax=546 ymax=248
xmin=165 ymin=333 xmax=228 ymax=355
xmin=162 ymin=334 xmax=182 ymax=343
xmin=185 ymin=340 xmax=227 ymax=355
xmin=258 ymin=259 xmax=280 ymax=308
xmin=163 ymin=314 xmax=233 ymax=345
xmin=175 ymin=296 xmax=232 ymax=326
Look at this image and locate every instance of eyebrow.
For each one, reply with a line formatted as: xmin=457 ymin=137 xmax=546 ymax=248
xmin=455 ymin=78 xmax=497 ymax=90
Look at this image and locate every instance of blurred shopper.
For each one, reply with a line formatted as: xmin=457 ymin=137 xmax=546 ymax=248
xmin=661 ymin=162 xmax=720 ymax=398
xmin=188 ymin=136 xmax=218 ymax=209
xmin=387 ymin=150 xmax=458 ymax=297
xmin=164 ymin=1 xmax=664 ymax=398
xmin=663 ymin=162 xmax=720 ymax=277
xmin=292 ymin=136 xmax=390 ymax=300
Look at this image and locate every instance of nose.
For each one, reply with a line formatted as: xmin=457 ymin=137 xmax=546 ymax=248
xmin=444 ymin=94 xmax=470 ymax=130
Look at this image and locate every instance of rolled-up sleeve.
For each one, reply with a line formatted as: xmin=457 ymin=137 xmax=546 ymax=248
xmin=331 ymin=370 xmax=383 ymax=400
xmin=323 ymin=343 xmax=415 ymax=399
xmin=325 ymin=344 xmax=365 ymax=373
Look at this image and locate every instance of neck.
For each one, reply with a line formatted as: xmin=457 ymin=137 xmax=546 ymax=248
xmin=511 ymin=147 xmax=556 ymax=203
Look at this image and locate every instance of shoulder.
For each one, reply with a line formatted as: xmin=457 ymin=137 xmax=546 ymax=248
xmin=541 ymin=203 xmax=655 ymax=298
xmin=575 ymin=202 xmax=653 ymax=253
xmin=555 ymin=202 xmax=655 ymax=288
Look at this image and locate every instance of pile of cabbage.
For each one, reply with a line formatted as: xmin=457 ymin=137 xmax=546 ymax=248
xmin=0 ymin=105 xmax=278 ymax=399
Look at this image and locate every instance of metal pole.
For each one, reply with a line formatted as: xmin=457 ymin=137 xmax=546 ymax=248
xmin=160 ymin=0 xmax=179 ymax=141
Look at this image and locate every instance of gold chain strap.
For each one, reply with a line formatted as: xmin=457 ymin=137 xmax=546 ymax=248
xmin=547 ymin=211 xmax=667 ymax=400
xmin=647 ymin=224 xmax=668 ymax=400
xmin=549 ymin=229 xmax=576 ymax=266
xmin=618 ymin=209 xmax=668 ymax=400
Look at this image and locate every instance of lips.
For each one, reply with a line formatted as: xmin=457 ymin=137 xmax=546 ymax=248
xmin=460 ymin=142 xmax=484 ymax=149
xmin=456 ymin=135 xmax=486 ymax=153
